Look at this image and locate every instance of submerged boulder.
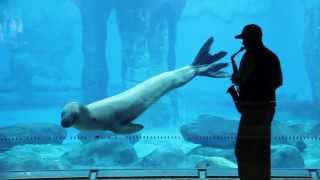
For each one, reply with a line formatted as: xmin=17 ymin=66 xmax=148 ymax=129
xmin=62 ymin=137 xmax=138 ymax=167
xmin=0 ymin=123 xmax=67 ymax=152
xmin=272 ymin=121 xmax=307 ymax=152
xmin=192 ymin=155 xmax=237 ymax=169
xmin=303 ymin=140 xmax=320 ymax=169
xmin=187 ymin=145 xmax=236 ymax=163
xmin=77 ymin=130 xmax=141 ymax=145
xmin=132 ymin=146 xmax=187 ymax=168
xmin=271 ymin=144 xmax=305 ymax=168
xmin=180 ymin=114 xmax=308 ymax=152
xmin=132 ymin=145 xmax=236 ymax=169
xmin=180 ymin=115 xmax=238 ymax=148
xmin=0 ymin=144 xmax=71 ymax=171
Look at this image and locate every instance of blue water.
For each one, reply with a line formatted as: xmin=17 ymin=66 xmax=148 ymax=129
xmin=0 ymin=0 xmax=319 ymax=172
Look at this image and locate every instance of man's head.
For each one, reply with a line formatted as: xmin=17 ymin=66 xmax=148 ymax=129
xmin=235 ymin=24 xmax=263 ymax=49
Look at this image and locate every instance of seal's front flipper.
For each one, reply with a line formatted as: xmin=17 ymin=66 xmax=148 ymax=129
xmin=114 ymin=123 xmax=144 ymax=134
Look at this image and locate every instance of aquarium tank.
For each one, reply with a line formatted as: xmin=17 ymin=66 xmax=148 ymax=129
xmin=0 ymin=0 xmax=319 ymax=179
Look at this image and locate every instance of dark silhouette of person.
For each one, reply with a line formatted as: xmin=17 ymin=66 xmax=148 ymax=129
xmin=231 ymin=24 xmax=283 ymax=180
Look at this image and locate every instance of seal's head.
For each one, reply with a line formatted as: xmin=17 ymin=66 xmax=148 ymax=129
xmin=60 ymin=102 xmax=83 ymax=128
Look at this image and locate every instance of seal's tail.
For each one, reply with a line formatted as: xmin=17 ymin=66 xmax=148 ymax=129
xmin=192 ymin=37 xmax=229 ymax=78
xmin=197 ymin=63 xmax=229 ymax=78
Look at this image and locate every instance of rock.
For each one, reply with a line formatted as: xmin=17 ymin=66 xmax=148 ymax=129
xmin=187 ymin=145 xmax=236 ymax=163
xmin=0 ymin=123 xmax=67 ymax=152
xmin=271 ymin=144 xmax=305 ymax=168
xmin=180 ymin=115 xmax=238 ymax=148
xmin=0 ymin=144 xmax=71 ymax=171
xmin=191 ymin=155 xmax=237 ymax=169
xmin=272 ymin=121 xmax=307 ymax=151
xmin=62 ymin=137 xmax=138 ymax=167
xmin=133 ymin=146 xmax=187 ymax=168
xmin=296 ymin=140 xmax=307 ymax=152
xmin=180 ymin=114 xmax=308 ymax=151
xmin=132 ymin=145 xmax=237 ymax=169
xmin=77 ymin=130 xmax=141 ymax=145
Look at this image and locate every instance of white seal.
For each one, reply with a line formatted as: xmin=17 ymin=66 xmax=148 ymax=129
xmin=61 ymin=37 xmax=228 ymax=134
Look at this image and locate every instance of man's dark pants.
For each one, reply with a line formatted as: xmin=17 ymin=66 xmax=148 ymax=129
xmin=235 ymin=107 xmax=275 ymax=180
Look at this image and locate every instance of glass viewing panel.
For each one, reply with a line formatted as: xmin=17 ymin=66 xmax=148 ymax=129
xmin=0 ymin=0 xmax=319 ymax=173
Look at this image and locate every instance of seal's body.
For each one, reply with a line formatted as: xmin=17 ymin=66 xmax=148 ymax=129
xmin=61 ymin=37 xmax=228 ymax=134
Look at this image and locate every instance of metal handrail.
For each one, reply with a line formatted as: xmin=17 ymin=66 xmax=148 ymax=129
xmin=0 ymin=168 xmax=319 ymax=180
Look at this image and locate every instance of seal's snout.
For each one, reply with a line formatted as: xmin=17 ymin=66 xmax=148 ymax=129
xmin=61 ymin=102 xmax=82 ymax=128
xmin=61 ymin=118 xmax=73 ymax=128
xmin=60 ymin=111 xmax=77 ymax=128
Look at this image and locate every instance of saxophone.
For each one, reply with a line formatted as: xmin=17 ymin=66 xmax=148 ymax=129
xmin=227 ymin=47 xmax=244 ymax=113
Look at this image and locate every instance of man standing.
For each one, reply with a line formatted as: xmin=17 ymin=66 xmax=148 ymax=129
xmin=231 ymin=24 xmax=283 ymax=180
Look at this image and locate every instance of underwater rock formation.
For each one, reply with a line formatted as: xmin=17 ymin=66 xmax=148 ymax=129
xmin=181 ymin=114 xmax=309 ymax=152
xmin=271 ymin=121 xmax=307 ymax=152
xmin=132 ymin=145 xmax=236 ymax=169
xmin=62 ymin=138 xmax=138 ymax=167
xmin=133 ymin=146 xmax=187 ymax=168
xmin=271 ymin=144 xmax=305 ymax=168
xmin=0 ymin=144 xmax=72 ymax=171
xmin=187 ymin=145 xmax=236 ymax=163
xmin=77 ymin=130 xmax=141 ymax=145
xmin=303 ymin=2 xmax=320 ymax=108
xmin=180 ymin=115 xmax=238 ymax=148
xmin=304 ymin=140 xmax=320 ymax=168
xmin=194 ymin=155 xmax=237 ymax=169
xmin=0 ymin=123 xmax=67 ymax=152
